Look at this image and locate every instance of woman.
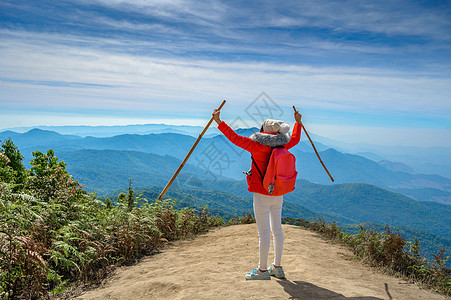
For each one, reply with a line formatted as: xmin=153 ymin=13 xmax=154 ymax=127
xmin=212 ymin=108 xmax=302 ymax=280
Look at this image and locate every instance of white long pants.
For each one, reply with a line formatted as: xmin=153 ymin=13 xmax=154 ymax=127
xmin=253 ymin=192 xmax=284 ymax=270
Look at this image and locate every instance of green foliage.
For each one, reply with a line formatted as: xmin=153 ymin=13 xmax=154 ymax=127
xmin=0 ymin=139 xmax=28 ymax=191
xmin=105 ymin=198 xmax=112 ymax=209
xmin=26 ymin=149 xmax=82 ymax=205
xmin=117 ymin=192 xmax=126 ymax=203
xmin=126 ymin=178 xmax=134 ymax=211
xmin=1 ymin=183 xmax=223 ymax=298
xmin=0 ymin=141 xmax=224 ymax=299
xmin=340 ymin=222 xmax=451 ymax=268
xmin=283 ymin=217 xmax=451 ymax=296
xmin=226 ymin=212 xmax=256 ymax=226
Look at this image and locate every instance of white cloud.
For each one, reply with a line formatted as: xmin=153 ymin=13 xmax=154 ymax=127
xmin=84 ymin=0 xmax=451 ymax=39
xmin=0 ymin=33 xmax=450 ymax=124
xmin=84 ymin=0 xmax=227 ymax=25
xmin=239 ymin=0 xmax=451 ymax=39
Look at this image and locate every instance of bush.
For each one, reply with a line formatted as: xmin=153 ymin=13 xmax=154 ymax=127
xmin=0 ymin=143 xmax=225 ymax=299
xmin=226 ymin=211 xmax=255 ymax=226
xmin=0 ymin=139 xmax=28 ymax=191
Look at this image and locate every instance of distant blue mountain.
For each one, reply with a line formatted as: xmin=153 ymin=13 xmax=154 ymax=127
xmin=5 ymin=123 xmax=450 ymax=178
xmin=1 ymin=127 xmax=450 ymax=204
xmin=294 ymin=148 xmax=451 ymax=190
xmin=59 ymin=148 xmax=226 ymax=194
xmin=0 ymin=128 xmax=81 ymax=149
xmin=3 ymin=124 xmax=221 ymax=138
xmin=330 ymin=140 xmax=451 ymax=179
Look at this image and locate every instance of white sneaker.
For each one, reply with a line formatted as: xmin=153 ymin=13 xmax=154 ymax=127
xmin=268 ymin=264 xmax=285 ymax=279
xmin=245 ymin=268 xmax=270 ymax=280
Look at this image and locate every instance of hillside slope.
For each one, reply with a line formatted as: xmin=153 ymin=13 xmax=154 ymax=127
xmin=58 ymin=149 xmax=224 ymax=193
xmin=76 ymin=224 xmax=444 ymax=300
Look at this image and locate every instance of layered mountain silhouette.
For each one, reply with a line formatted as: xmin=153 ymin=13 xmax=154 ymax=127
xmin=1 ymin=128 xmax=449 ymax=204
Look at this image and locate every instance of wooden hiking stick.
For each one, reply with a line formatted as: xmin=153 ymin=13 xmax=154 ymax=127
xmin=293 ymin=106 xmax=334 ymax=182
xmin=158 ymin=100 xmax=227 ymax=200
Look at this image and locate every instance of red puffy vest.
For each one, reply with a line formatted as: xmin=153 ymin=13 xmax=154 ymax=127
xmin=253 ymin=147 xmax=298 ymax=196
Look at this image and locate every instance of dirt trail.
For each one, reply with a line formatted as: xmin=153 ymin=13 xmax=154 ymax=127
xmin=76 ymin=224 xmax=445 ymax=300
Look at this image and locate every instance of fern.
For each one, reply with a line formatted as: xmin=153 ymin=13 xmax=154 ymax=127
xmin=1 ymin=141 xmax=225 ymax=298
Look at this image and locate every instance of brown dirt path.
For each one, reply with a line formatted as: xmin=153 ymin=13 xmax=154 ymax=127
xmin=76 ymin=224 xmax=446 ymax=300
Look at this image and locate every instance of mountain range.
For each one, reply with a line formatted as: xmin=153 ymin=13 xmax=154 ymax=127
xmin=1 ymin=127 xmax=449 ymax=204
xmin=2 ymin=124 xmax=221 ymax=138
xmin=6 ymin=123 xmax=450 ymax=178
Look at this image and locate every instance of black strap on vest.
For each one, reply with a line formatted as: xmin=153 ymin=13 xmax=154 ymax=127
xmin=251 ymin=155 xmax=264 ymax=180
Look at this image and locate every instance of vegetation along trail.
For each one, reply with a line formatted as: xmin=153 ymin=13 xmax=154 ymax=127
xmin=76 ymin=224 xmax=444 ymax=300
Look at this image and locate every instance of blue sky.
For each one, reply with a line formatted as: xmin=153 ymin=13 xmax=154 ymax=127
xmin=0 ymin=0 xmax=450 ymax=146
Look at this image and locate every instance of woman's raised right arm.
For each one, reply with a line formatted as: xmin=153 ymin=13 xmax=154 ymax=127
xmin=213 ymin=110 xmax=259 ymax=152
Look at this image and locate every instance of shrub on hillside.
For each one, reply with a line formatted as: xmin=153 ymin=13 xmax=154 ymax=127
xmin=0 ymin=142 xmax=224 ymax=299
xmin=226 ymin=211 xmax=255 ymax=225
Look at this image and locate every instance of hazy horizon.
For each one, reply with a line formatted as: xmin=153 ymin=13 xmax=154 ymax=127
xmin=2 ymin=120 xmax=451 ymax=150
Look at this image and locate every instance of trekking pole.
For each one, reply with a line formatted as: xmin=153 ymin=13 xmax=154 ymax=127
xmin=293 ymin=106 xmax=334 ymax=182
xmin=158 ymin=100 xmax=227 ymax=200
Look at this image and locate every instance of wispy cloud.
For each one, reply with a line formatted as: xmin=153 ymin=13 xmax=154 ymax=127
xmin=0 ymin=0 xmax=450 ymax=146
xmin=85 ymin=0 xmax=451 ymax=39
xmin=1 ymin=30 xmax=449 ymax=116
xmin=263 ymin=0 xmax=451 ymax=37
